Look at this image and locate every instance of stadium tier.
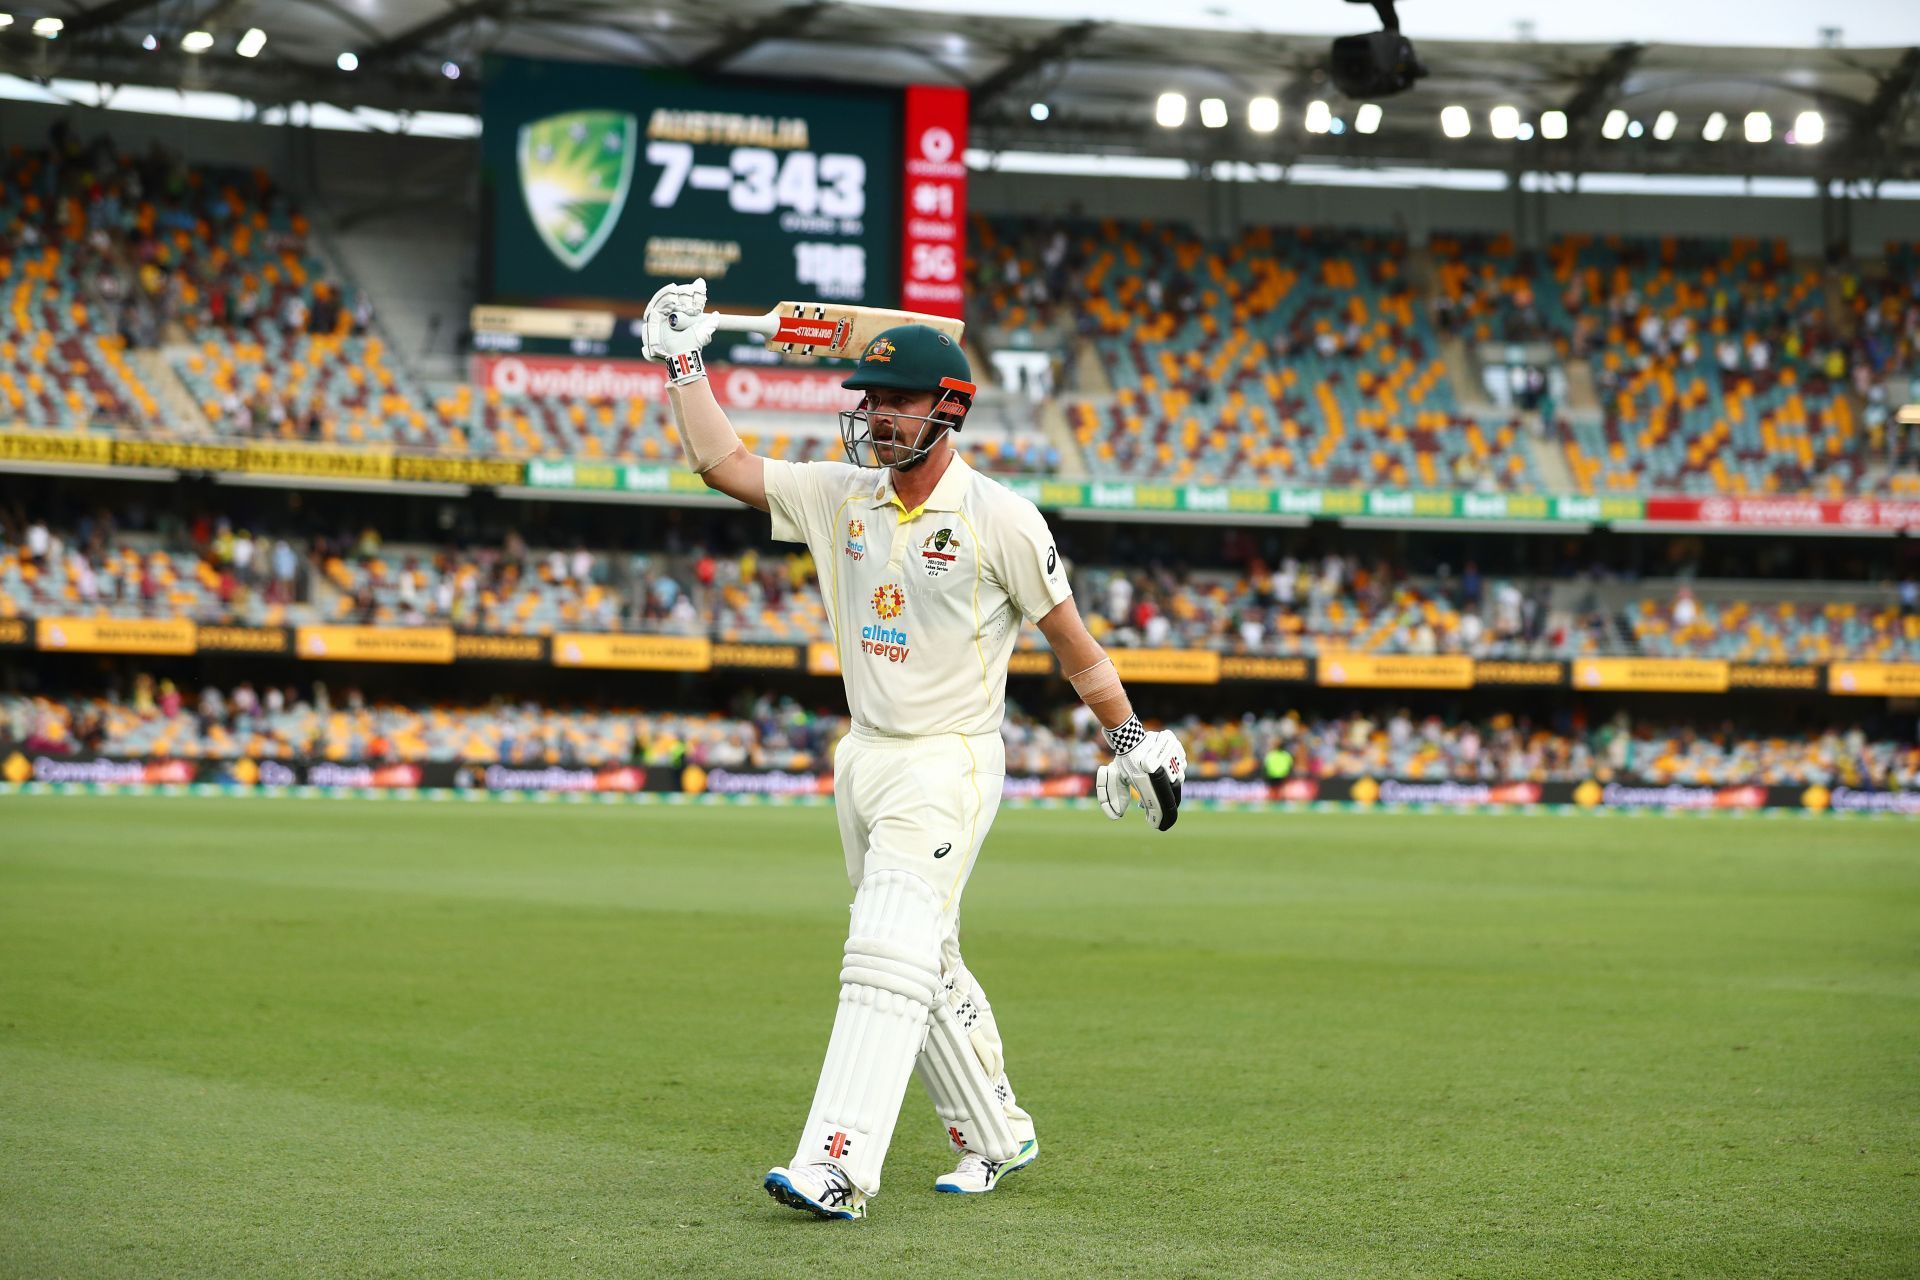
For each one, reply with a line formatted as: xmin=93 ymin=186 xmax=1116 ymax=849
xmin=8 ymin=690 xmax=1916 ymax=790
xmin=1 ymin=138 xmax=352 ymax=436
xmin=1430 ymin=232 xmax=1919 ymax=495
xmin=976 ymin=215 xmax=1536 ymax=490
xmin=7 ymin=136 xmax=1915 ymax=504
xmin=1624 ymin=595 xmax=1920 ymax=663
xmin=7 ymin=514 xmax=1916 ymax=661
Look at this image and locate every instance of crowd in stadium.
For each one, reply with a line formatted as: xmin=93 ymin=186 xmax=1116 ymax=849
xmin=6 ymin=687 xmax=1916 ymax=791
xmin=7 ymin=128 xmax=1916 ymax=499
xmin=8 ymin=504 xmax=1917 ymax=659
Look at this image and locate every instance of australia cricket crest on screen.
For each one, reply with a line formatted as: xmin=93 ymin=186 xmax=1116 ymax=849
xmin=517 ymin=110 xmax=637 ymax=271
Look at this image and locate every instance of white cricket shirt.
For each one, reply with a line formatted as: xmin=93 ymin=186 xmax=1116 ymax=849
xmin=763 ymin=452 xmax=1071 ymax=738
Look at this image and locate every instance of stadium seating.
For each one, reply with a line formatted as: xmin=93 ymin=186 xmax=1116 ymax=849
xmin=2 ymin=140 xmax=343 ymax=437
xmin=1431 ymin=232 xmax=1874 ymax=495
xmin=178 ymin=331 xmax=469 ymax=450
xmin=1625 ymin=597 xmax=1920 ymax=662
xmin=978 ymin=215 xmax=1537 ymax=490
xmin=319 ymin=545 xmax=626 ymax=634
xmin=0 ymin=538 xmax=291 ymax=625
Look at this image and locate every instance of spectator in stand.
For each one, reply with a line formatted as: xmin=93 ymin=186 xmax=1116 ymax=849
xmin=1672 ymin=586 xmax=1698 ymax=630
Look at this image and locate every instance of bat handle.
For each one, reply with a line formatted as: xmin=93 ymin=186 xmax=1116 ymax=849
xmin=706 ymin=309 xmax=779 ymax=338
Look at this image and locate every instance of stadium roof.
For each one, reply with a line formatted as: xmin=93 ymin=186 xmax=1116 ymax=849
xmin=1 ymin=1 xmax=1915 ymax=183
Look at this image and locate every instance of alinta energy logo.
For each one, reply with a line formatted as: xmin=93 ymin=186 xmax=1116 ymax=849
xmin=518 ymin=110 xmax=638 ymax=271
xmin=844 ymin=517 xmax=867 ymax=561
xmin=863 ymin=582 xmax=909 ymax=663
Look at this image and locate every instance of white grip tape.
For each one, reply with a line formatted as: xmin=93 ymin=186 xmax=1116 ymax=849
xmin=793 ymin=869 xmax=942 ymax=1195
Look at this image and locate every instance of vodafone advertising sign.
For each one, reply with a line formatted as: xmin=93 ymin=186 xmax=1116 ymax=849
xmin=1643 ymin=495 xmax=1920 ymax=530
xmin=473 ymin=355 xmax=851 ymax=415
xmin=900 ymin=85 xmax=969 ymax=319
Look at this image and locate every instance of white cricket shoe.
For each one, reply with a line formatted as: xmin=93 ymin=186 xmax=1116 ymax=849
xmin=933 ymin=1139 xmax=1039 ymax=1194
xmin=764 ymin=1162 xmax=867 ymax=1221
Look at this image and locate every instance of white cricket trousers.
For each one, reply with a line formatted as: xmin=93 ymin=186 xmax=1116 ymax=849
xmin=831 ymin=724 xmax=1036 ymax=1146
xmin=833 ymin=724 xmax=1004 ymax=922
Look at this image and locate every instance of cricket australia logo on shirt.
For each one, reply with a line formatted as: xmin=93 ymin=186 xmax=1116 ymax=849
xmin=919 ymin=526 xmax=961 ymax=578
xmin=862 ymin=583 xmax=909 ymax=663
xmin=844 ymin=518 xmax=867 ymax=561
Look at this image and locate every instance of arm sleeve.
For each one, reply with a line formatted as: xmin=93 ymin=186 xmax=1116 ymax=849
xmin=993 ymin=499 xmax=1073 ymax=623
xmin=763 ymin=459 xmax=857 ymax=545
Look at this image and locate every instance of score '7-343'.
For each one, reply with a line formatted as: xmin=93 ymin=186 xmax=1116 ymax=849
xmin=646 ymin=141 xmax=866 ymax=228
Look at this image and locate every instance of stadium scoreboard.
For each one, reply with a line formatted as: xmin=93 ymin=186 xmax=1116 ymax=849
xmin=482 ymin=57 xmax=967 ymax=325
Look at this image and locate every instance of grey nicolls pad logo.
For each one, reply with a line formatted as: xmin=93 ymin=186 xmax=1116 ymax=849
xmin=517 ymin=110 xmax=637 ymax=271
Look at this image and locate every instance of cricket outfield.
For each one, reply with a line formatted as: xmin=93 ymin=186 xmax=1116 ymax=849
xmin=1 ymin=799 xmax=1914 ymax=1278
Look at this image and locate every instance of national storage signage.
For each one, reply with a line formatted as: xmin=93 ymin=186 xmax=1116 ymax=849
xmin=11 ymin=612 xmax=1897 ymax=697
xmin=296 ymin=626 xmax=458 ymax=664
xmin=36 ymin=616 xmax=196 ymax=655
xmin=5 ymin=428 xmax=1918 ymax=531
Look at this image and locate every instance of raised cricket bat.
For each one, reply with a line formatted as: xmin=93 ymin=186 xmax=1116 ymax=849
xmin=711 ymin=303 xmax=965 ymax=357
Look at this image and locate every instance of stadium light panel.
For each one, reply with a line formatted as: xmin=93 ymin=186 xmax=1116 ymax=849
xmin=1489 ymin=105 xmax=1520 ymax=139
xmin=141 ymin=33 xmax=156 ymax=50
xmin=1745 ymin=111 xmax=1771 ymax=143
xmin=1440 ymin=105 xmax=1470 ymax=138
xmin=441 ymin=61 xmax=460 ymax=80
xmin=1249 ymin=96 xmax=1280 ymax=133
xmin=1155 ymin=92 xmax=1187 ymax=128
xmin=1517 ymin=123 xmax=1535 ymax=141
xmin=1200 ymin=97 xmax=1228 ymax=129
xmin=0 ymin=15 xmax=13 ymax=30
xmin=180 ymin=29 xmax=213 ymax=52
xmin=32 ymin=15 xmax=60 ymax=36
xmin=1626 ymin=120 xmax=1644 ymax=138
xmin=1540 ymin=110 xmax=1567 ymax=140
xmin=1653 ymin=110 xmax=1677 ymax=141
xmin=1305 ymin=100 xmax=1333 ymax=134
xmin=1029 ymin=102 xmax=1049 ymax=121
xmin=236 ymin=27 xmax=266 ymax=58
xmin=337 ymin=51 xmax=359 ymax=71
xmin=1703 ymin=111 xmax=1728 ymax=141
xmin=1355 ymin=103 xmax=1382 ymax=134
xmin=1601 ymin=109 xmax=1627 ymax=140
xmin=1794 ymin=110 xmax=1824 ymax=145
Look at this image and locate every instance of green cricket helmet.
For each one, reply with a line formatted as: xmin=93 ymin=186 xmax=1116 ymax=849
xmin=839 ymin=323 xmax=976 ymax=472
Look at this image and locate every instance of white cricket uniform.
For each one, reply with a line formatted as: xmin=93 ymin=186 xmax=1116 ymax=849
xmin=765 ymin=451 xmax=1065 ymax=1175
xmin=763 ymin=451 xmax=1070 ymax=908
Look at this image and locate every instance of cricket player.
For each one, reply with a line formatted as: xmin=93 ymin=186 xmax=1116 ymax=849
xmin=643 ymin=279 xmax=1187 ymax=1221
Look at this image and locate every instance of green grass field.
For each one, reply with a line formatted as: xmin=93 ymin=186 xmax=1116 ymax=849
xmin=1 ymin=798 xmax=1915 ymax=1279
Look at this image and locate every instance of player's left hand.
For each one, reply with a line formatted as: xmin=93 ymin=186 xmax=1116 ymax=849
xmin=1097 ymin=729 xmax=1186 ymax=832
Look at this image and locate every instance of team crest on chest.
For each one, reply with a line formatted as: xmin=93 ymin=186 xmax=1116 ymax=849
xmin=919 ymin=526 xmax=961 ymax=577
xmin=844 ymin=518 xmax=867 ymax=561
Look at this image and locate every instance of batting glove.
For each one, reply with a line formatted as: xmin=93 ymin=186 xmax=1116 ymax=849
xmin=641 ymin=278 xmax=719 ymax=384
xmin=1096 ymin=717 xmax=1186 ymax=832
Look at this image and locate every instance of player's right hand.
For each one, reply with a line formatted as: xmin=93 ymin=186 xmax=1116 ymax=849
xmin=1096 ymin=729 xmax=1186 ymax=832
xmin=641 ymin=278 xmax=718 ymax=361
